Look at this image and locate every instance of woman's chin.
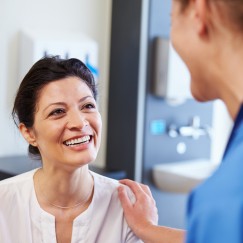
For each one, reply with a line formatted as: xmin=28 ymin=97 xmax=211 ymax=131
xmin=191 ymin=85 xmax=207 ymax=102
xmin=192 ymin=94 xmax=206 ymax=102
xmin=192 ymin=91 xmax=214 ymax=103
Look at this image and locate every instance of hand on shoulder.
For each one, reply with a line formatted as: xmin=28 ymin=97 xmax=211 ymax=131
xmin=118 ymin=179 xmax=158 ymax=239
xmin=118 ymin=179 xmax=185 ymax=243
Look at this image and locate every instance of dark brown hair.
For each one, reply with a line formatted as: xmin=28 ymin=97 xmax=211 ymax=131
xmin=12 ymin=56 xmax=97 ymax=159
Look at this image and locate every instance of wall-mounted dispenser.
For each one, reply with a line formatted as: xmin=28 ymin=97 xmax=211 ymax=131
xmin=19 ymin=29 xmax=98 ymax=82
xmin=152 ymin=37 xmax=191 ymax=102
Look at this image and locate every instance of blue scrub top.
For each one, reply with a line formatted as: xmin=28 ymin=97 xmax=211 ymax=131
xmin=186 ymin=104 xmax=243 ymax=243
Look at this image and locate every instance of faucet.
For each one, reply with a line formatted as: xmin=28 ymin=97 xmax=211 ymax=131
xmin=168 ymin=116 xmax=211 ymax=139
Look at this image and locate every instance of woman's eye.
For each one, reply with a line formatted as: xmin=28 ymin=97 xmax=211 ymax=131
xmin=49 ymin=109 xmax=65 ymax=116
xmin=84 ymin=103 xmax=96 ymax=109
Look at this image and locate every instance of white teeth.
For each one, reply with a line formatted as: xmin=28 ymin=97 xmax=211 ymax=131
xmin=65 ymin=136 xmax=90 ymax=146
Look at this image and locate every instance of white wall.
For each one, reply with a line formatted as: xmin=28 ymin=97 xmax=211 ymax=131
xmin=0 ymin=0 xmax=112 ymax=167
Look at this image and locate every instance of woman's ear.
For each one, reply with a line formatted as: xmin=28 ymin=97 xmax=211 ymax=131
xmin=19 ymin=123 xmax=37 ymax=147
xmin=193 ymin=0 xmax=209 ymax=36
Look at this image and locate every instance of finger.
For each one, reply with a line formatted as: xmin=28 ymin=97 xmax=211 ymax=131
xmin=118 ymin=185 xmax=133 ymax=213
xmin=140 ymin=183 xmax=153 ymax=197
xmin=120 ymin=179 xmax=152 ymax=198
xmin=119 ymin=179 xmax=135 ymax=185
xmin=119 ymin=179 xmax=145 ymax=199
xmin=140 ymin=184 xmax=157 ymax=206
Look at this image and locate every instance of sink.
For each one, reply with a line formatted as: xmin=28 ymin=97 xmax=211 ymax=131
xmin=153 ymin=159 xmax=218 ymax=193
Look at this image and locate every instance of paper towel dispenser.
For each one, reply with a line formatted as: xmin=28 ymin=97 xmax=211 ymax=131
xmin=152 ymin=37 xmax=191 ymax=102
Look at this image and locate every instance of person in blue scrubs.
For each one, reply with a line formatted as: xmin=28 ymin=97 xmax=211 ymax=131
xmin=117 ymin=0 xmax=243 ymax=242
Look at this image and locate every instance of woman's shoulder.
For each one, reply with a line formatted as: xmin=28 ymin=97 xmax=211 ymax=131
xmin=0 ymin=169 xmax=37 ymax=190
xmin=91 ymin=171 xmax=119 ymax=188
xmin=90 ymin=171 xmax=136 ymax=203
xmin=0 ymin=169 xmax=37 ymax=209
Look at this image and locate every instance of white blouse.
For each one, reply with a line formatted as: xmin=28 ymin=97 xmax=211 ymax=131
xmin=0 ymin=169 xmax=142 ymax=243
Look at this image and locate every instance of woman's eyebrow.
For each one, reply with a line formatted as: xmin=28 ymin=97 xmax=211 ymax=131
xmin=43 ymin=96 xmax=93 ymax=112
xmin=78 ymin=95 xmax=94 ymax=103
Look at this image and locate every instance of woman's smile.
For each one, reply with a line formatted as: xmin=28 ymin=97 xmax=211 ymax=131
xmin=63 ymin=135 xmax=93 ymax=152
xmin=63 ymin=135 xmax=92 ymax=147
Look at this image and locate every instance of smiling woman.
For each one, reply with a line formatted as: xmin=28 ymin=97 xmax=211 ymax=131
xmin=0 ymin=56 xmax=142 ymax=243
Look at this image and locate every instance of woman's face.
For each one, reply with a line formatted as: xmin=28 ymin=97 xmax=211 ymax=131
xmin=170 ymin=0 xmax=213 ymax=101
xmin=27 ymin=77 xmax=102 ymax=169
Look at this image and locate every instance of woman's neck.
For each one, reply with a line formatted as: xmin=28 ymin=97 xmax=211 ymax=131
xmin=34 ymin=165 xmax=94 ymax=208
xmin=216 ymin=58 xmax=243 ymax=120
xmin=209 ymin=36 xmax=243 ymax=120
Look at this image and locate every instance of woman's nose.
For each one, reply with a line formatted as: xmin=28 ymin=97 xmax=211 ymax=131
xmin=67 ymin=111 xmax=88 ymax=130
